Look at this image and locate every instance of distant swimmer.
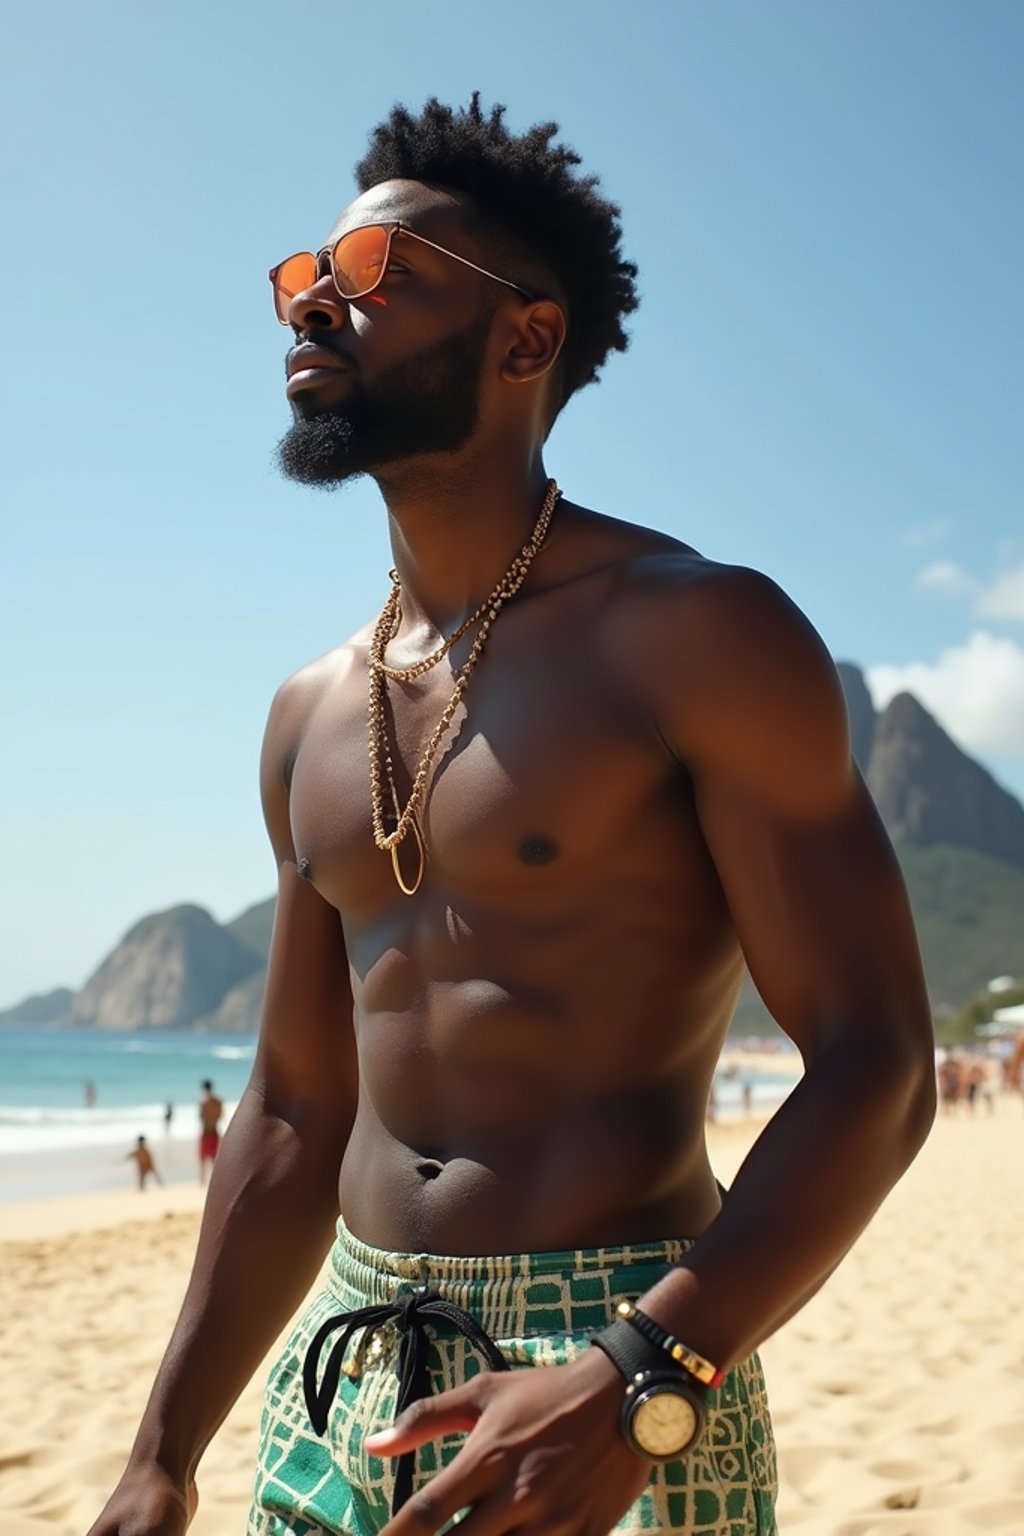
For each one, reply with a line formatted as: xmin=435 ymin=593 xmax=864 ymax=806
xmin=126 ymin=1135 xmax=162 ymax=1191
xmin=198 ymin=1079 xmax=224 ymax=1186
xmin=84 ymin=1080 xmax=96 ymax=1108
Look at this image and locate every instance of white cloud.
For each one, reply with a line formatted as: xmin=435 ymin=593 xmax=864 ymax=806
xmin=977 ymin=563 xmax=1024 ymax=622
xmin=868 ymin=632 xmax=1024 ymax=755
xmin=914 ymin=558 xmax=1024 ymax=625
xmin=901 ymin=519 xmax=951 ymax=549
xmin=917 ymin=561 xmax=977 ymax=598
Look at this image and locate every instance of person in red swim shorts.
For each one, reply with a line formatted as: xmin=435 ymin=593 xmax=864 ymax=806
xmin=198 ymin=1079 xmax=224 ymax=1187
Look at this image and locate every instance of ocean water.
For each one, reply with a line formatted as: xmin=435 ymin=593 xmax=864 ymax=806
xmin=0 ymin=1024 xmax=800 ymax=1203
xmin=0 ymin=1024 xmax=798 ymax=1154
xmin=0 ymin=1025 xmax=255 ymax=1156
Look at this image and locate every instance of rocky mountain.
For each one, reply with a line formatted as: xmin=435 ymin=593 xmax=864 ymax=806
xmin=0 ymin=987 xmax=75 ymax=1026
xmin=897 ymin=844 xmax=1024 ymax=1010
xmin=863 ymin=691 xmax=1024 ymax=871
xmin=225 ymin=900 xmax=276 ymax=964
xmin=734 ymin=663 xmax=1024 ymax=1028
xmin=192 ymin=968 xmax=270 ymax=1033
xmin=70 ymin=904 xmax=264 ymax=1031
xmin=837 ymin=662 xmax=1024 ymax=870
xmin=835 ymin=663 xmax=877 ymax=776
xmin=3 ymin=663 xmax=1022 ymax=1032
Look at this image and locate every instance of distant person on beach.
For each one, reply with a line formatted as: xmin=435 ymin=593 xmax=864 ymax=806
xmin=126 ymin=1135 xmax=162 ymax=1191
xmin=198 ymin=1080 xmax=223 ymax=1186
xmin=164 ymin=1101 xmax=174 ymax=1134
xmin=1009 ymin=1034 xmax=1024 ymax=1102
xmin=89 ymin=96 xmax=936 ymax=1536
xmin=938 ymin=1053 xmax=962 ymax=1112
xmin=965 ymin=1058 xmax=993 ymax=1114
xmin=83 ymin=1080 xmax=96 ymax=1108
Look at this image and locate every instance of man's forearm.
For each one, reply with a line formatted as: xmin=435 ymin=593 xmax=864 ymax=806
xmin=637 ymin=1033 xmax=936 ymax=1370
xmin=128 ymin=1085 xmax=350 ymax=1480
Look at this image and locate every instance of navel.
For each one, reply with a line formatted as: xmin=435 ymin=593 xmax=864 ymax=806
xmin=297 ymin=856 xmax=313 ymax=881
xmin=518 ymin=835 xmax=559 ymax=867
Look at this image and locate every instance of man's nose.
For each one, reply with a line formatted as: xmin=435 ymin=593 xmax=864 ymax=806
xmin=288 ymin=274 xmax=350 ymax=333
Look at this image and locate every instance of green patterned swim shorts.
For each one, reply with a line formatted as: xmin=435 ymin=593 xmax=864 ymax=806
xmin=248 ymin=1219 xmax=777 ymax=1535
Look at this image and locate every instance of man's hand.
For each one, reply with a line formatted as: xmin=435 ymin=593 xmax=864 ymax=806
xmin=365 ymin=1347 xmax=651 ymax=1535
xmin=85 ymin=1461 xmax=197 ymax=1536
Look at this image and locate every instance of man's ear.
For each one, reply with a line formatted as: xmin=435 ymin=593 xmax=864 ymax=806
xmin=500 ymin=300 xmax=567 ymax=384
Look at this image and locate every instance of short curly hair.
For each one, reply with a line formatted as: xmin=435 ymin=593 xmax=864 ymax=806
xmin=354 ymin=94 xmax=639 ymax=416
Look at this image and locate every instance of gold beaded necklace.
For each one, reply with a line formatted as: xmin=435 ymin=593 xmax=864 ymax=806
xmin=368 ymin=479 xmax=561 ymax=895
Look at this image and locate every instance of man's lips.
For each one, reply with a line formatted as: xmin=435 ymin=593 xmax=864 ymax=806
xmin=285 ymin=343 xmax=352 ymax=398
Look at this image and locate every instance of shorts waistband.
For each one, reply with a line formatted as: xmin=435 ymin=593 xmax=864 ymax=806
xmin=328 ymin=1218 xmax=693 ymax=1338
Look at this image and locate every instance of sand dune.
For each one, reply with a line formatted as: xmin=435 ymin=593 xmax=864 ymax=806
xmin=1 ymin=1099 xmax=1021 ymax=1534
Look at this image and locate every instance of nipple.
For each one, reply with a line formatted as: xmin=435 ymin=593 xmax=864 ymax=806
xmin=518 ymin=835 xmax=559 ymax=866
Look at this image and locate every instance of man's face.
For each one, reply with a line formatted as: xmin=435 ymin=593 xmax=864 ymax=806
xmin=275 ymin=181 xmax=502 ymax=488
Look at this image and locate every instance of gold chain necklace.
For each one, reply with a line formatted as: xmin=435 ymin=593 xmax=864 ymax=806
xmin=371 ymin=578 xmax=493 ymax=682
xmin=368 ymin=479 xmax=561 ymax=895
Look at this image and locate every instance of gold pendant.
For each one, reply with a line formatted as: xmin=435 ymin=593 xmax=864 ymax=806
xmin=390 ymin=815 xmax=425 ymax=896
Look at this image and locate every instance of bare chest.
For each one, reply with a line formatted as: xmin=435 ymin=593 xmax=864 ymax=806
xmin=287 ymin=622 xmax=681 ymax=919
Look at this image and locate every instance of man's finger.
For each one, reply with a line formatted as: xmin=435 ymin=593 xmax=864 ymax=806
xmin=430 ymin=1485 xmax=537 ymax=1536
xmin=376 ymin=1454 xmax=493 ymax=1536
xmin=366 ymin=1380 xmax=486 ymax=1455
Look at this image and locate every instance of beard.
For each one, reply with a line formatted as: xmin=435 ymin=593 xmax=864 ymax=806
xmin=276 ymin=306 xmax=495 ymax=488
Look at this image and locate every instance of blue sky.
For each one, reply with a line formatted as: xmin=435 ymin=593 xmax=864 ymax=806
xmin=2 ymin=1 xmax=1022 ymax=1006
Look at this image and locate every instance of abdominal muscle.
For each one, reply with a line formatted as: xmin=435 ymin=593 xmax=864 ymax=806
xmin=328 ymin=731 xmax=747 ymax=1258
xmin=336 ymin=955 xmax=739 ymax=1258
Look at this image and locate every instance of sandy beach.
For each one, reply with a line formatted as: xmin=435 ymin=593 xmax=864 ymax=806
xmin=2 ymin=1084 xmax=1022 ymax=1536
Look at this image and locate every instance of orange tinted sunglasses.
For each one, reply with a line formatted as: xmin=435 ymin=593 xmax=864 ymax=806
xmin=269 ymin=222 xmax=537 ymax=325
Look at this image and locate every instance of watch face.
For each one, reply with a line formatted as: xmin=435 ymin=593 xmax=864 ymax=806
xmin=631 ymin=1383 xmax=701 ymax=1458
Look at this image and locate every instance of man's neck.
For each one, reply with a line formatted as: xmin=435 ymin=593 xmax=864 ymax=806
xmin=376 ymin=449 xmax=553 ymax=642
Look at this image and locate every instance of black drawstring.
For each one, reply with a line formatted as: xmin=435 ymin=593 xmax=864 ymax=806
xmin=303 ymin=1287 xmax=510 ymax=1514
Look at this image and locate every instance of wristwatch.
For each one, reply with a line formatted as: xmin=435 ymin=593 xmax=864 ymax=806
xmin=592 ymin=1301 xmax=722 ymax=1461
xmin=592 ymin=1308 xmax=712 ymax=1462
xmin=620 ymin=1368 xmax=706 ymax=1460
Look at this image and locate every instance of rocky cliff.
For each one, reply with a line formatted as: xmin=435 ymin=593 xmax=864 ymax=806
xmin=71 ymin=904 xmax=264 ymax=1031
xmin=836 ymin=662 xmax=877 ymax=775
xmin=192 ymin=968 xmax=269 ymax=1033
xmin=0 ymin=987 xmax=74 ymax=1026
xmin=837 ymin=665 xmax=1024 ymax=872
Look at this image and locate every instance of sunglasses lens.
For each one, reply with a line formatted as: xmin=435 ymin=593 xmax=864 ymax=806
xmin=331 ymin=225 xmax=391 ymax=298
xmin=271 ymin=253 xmax=317 ymax=322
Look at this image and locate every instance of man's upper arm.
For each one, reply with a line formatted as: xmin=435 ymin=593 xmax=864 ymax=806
xmin=252 ymin=671 xmax=358 ymax=1117
xmin=649 ymin=564 xmax=931 ymax=1062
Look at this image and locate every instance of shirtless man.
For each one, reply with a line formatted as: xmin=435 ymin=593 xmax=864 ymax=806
xmin=198 ymin=1079 xmax=223 ymax=1186
xmin=89 ymin=97 xmax=936 ymax=1536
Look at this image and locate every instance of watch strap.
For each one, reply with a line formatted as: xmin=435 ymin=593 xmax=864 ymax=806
xmin=599 ymin=1301 xmax=726 ymax=1389
xmin=592 ymin=1316 xmax=678 ymax=1383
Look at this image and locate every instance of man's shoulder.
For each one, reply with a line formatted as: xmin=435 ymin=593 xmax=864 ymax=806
xmin=265 ymin=623 xmax=375 ymax=736
xmin=565 ymin=504 xmax=781 ymax=611
xmin=615 ymin=540 xmax=782 ymax=612
xmin=602 ymin=533 xmax=803 ymax=662
xmin=566 ymin=510 xmax=827 ymax=706
xmin=260 ymin=626 xmax=374 ymax=807
xmin=597 ymin=536 xmax=848 ymax=804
